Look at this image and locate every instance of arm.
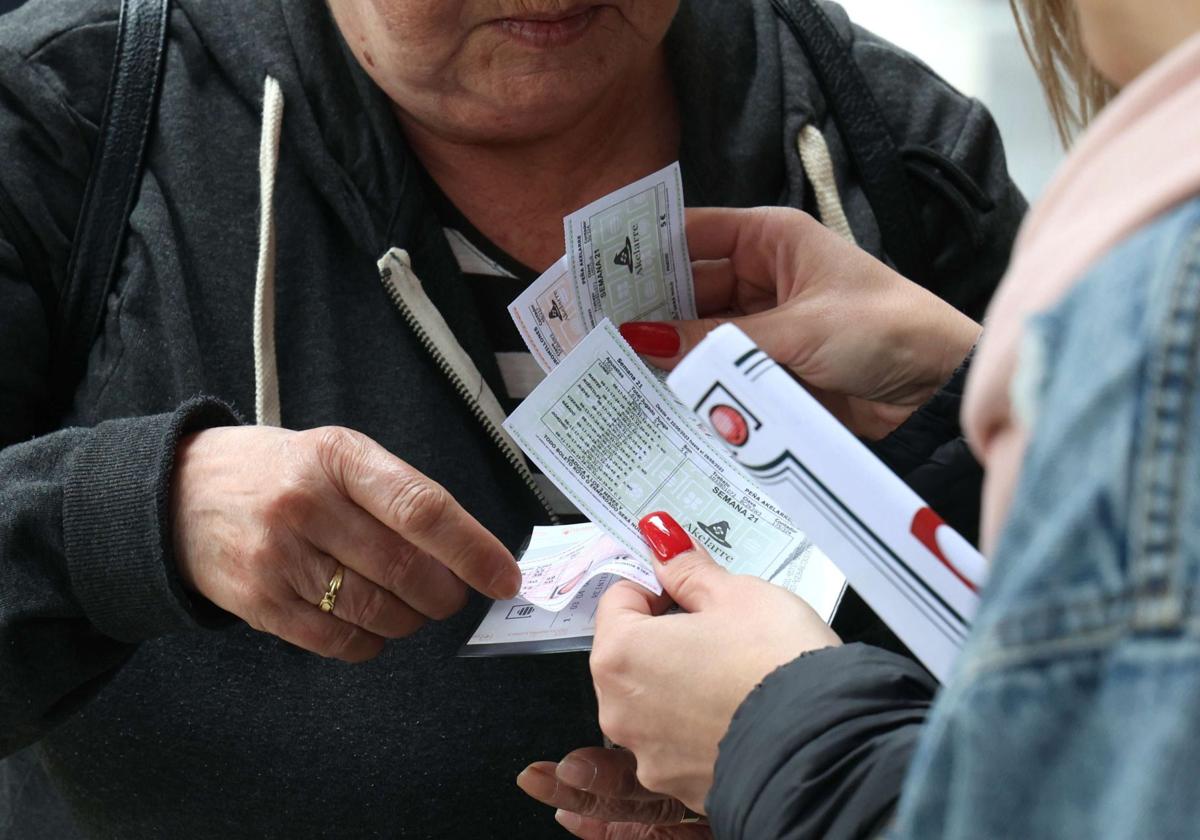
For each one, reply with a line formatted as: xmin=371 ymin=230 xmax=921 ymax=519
xmin=0 ymin=25 xmax=523 ymax=754
xmin=622 ymin=207 xmax=983 ymax=537
xmin=0 ymin=25 xmax=245 ymax=755
xmin=709 ymin=645 xmax=935 ymax=840
xmin=892 ymin=206 xmax=1200 ymax=838
xmin=520 ymin=514 xmax=935 ymax=840
xmin=0 ymin=394 xmax=241 ymax=755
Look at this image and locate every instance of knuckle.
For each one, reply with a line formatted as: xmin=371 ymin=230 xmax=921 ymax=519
xmin=307 ymin=426 xmax=367 ymax=481
xmin=345 ymin=584 xmax=390 ymax=631
xmin=241 ymin=602 xmax=275 ymax=635
xmin=635 ymin=764 xmax=667 ymax=796
xmin=242 ymin=526 xmax=287 ymax=571
xmin=596 ymin=709 xmax=629 ymax=747
xmin=325 ymin=622 xmax=369 ymax=662
xmin=386 ymin=476 xmax=451 ymax=536
xmin=767 ymin=204 xmax=806 ymax=228
xmin=381 ymin=543 xmax=419 ymax=593
xmin=430 ymin=582 xmax=469 ymax=620
xmin=240 ymin=576 xmax=276 ymax=610
xmin=671 ymin=563 xmax=713 ymax=602
xmin=262 ymin=477 xmax=313 ymax=525
xmin=589 ymin=643 xmax=625 ymax=683
xmin=391 ymin=612 xmax=426 ymax=639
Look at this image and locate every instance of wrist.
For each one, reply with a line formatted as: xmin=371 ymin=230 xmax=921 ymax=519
xmin=890 ymin=291 xmax=980 ymax=402
xmin=935 ymin=310 xmax=982 ymax=386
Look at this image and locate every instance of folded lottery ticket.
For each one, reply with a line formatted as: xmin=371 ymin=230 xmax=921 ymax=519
xmin=516 ymin=523 xmax=659 ymax=612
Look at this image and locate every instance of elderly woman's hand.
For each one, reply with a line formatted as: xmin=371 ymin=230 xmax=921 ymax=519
xmin=585 ymin=512 xmax=839 ymax=814
xmin=517 ymin=747 xmax=711 ymax=839
xmin=170 ymin=425 xmax=520 ymax=661
xmin=619 ymin=207 xmax=982 ymax=439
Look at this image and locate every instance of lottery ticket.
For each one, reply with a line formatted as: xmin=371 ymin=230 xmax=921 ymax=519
xmin=510 ymin=163 xmax=697 ymax=373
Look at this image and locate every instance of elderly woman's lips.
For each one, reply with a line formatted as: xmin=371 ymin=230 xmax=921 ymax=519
xmin=496 ymin=8 xmax=598 ymax=48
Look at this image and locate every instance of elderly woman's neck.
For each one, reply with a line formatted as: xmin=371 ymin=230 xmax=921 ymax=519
xmin=398 ymin=51 xmax=681 ymax=272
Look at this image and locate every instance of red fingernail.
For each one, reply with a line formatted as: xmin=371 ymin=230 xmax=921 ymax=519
xmin=619 ymin=322 xmax=681 ymax=358
xmin=638 ymin=512 xmax=692 ymax=562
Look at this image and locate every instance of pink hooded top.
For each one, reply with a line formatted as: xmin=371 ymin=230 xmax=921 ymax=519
xmin=963 ymin=31 xmax=1200 ymax=553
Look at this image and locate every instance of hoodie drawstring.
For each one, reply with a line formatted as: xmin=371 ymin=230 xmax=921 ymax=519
xmin=254 ymin=75 xmax=284 ymax=427
xmin=797 ymin=124 xmax=856 ymax=245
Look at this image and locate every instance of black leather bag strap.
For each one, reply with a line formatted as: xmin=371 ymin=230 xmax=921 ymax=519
xmin=771 ymin=0 xmax=931 ymax=284
xmin=57 ymin=0 xmax=170 ymax=389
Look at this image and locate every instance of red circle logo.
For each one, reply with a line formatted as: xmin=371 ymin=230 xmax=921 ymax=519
xmin=709 ymin=404 xmax=750 ymax=447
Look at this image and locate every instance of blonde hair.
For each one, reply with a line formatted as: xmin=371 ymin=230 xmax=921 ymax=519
xmin=1009 ymin=0 xmax=1117 ymax=144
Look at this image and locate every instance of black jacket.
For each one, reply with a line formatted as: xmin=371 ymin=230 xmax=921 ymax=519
xmin=709 ymin=644 xmax=937 ymax=840
xmin=0 ymin=0 xmax=1021 ymax=836
xmin=704 ymin=356 xmax=977 ymax=840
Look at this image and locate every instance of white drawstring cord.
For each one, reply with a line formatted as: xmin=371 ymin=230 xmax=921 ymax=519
xmin=253 ymin=76 xmax=284 ymax=427
xmin=797 ymin=124 xmax=857 ymax=245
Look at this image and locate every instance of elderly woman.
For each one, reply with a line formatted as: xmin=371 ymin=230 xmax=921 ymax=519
xmin=0 ymin=0 xmax=1021 ymax=836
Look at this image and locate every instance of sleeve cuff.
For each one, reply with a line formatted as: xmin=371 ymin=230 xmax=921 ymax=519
xmin=708 ymin=644 xmax=936 ymax=840
xmin=871 ymin=349 xmax=975 ymax=476
xmin=62 ymin=397 xmax=242 ymax=642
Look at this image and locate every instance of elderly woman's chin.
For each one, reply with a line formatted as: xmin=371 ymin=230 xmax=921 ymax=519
xmin=331 ymin=0 xmax=678 ymax=145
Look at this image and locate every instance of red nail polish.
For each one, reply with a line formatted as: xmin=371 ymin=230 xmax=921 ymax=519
xmin=638 ymin=512 xmax=692 ymax=562
xmin=620 ymin=322 xmax=681 ymax=358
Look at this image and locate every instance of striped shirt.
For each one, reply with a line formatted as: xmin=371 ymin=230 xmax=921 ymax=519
xmin=434 ymin=201 xmax=581 ymax=517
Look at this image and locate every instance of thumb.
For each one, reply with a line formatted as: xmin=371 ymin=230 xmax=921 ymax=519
xmin=637 ymin=511 xmax=729 ymax=611
xmin=619 ymin=308 xmax=803 ymax=373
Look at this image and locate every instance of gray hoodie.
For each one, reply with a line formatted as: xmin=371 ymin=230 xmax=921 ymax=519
xmin=0 ymin=0 xmax=1023 ymax=836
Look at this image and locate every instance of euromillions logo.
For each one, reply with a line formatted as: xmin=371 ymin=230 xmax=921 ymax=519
xmin=697 ymin=520 xmax=732 ymax=549
xmin=548 ymin=300 xmax=564 ymax=321
xmin=614 ymin=236 xmax=634 ymax=274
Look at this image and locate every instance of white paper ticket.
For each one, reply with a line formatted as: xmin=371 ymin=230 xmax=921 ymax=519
xmin=508 ymin=257 xmax=586 ymax=374
xmin=517 ymin=523 xmax=660 ymax=612
xmin=461 ymin=576 xmax=611 ymax=657
xmin=503 ymin=320 xmax=835 ymax=593
xmin=511 ymin=163 xmax=698 ymax=373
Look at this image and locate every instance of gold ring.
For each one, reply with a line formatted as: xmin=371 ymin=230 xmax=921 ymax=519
xmin=319 ymin=567 xmax=344 ymax=613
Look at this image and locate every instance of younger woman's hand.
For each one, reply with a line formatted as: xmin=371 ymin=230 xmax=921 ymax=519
xmin=587 ymin=512 xmax=841 ymax=813
xmin=619 ymin=207 xmax=981 ymax=439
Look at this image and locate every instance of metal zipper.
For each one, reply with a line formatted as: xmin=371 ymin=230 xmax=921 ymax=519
xmin=377 ymin=255 xmax=560 ymax=524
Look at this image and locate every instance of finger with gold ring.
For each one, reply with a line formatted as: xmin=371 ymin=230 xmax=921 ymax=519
xmin=319 ymin=567 xmax=344 ymax=613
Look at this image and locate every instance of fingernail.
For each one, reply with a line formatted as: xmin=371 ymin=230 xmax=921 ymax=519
xmin=620 ymin=322 xmax=681 ymax=357
xmin=556 ymin=756 xmax=597 ymax=790
xmin=638 ymin=511 xmax=692 ymax=563
xmin=554 ymin=810 xmax=582 ymax=831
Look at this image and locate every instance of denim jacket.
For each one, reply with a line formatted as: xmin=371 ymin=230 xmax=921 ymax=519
xmin=892 ymin=196 xmax=1200 ymax=838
